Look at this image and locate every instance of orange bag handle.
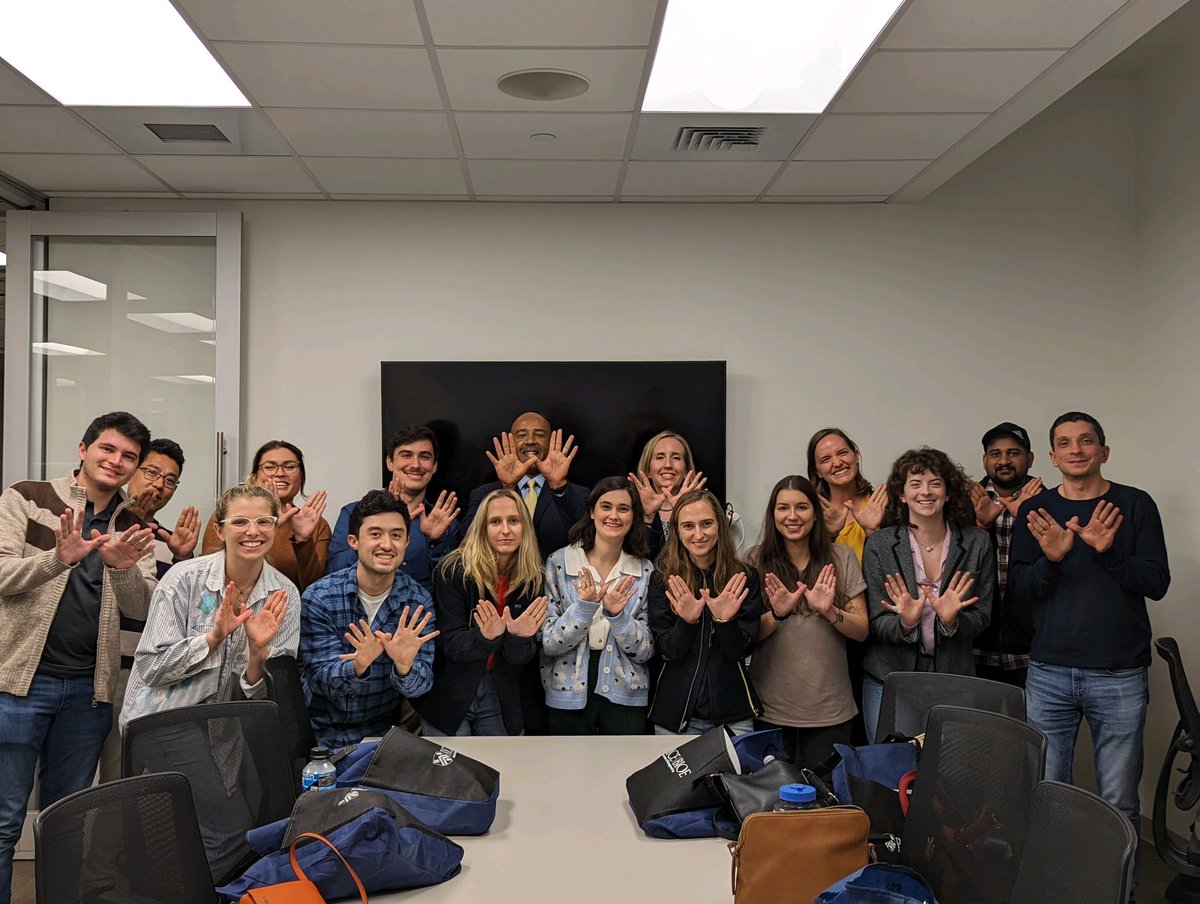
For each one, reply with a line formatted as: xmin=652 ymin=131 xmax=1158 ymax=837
xmin=288 ymin=831 xmax=368 ymax=903
xmin=898 ymin=769 xmax=918 ymax=817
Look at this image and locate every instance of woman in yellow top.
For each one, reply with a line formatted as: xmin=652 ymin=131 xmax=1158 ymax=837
xmin=806 ymin=428 xmax=887 ymax=562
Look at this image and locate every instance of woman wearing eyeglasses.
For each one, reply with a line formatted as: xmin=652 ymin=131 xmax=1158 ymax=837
xmin=121 ymin=483 xmax=300 ymax=878
xmin=201 ymin=440 xmax=330 ymax=592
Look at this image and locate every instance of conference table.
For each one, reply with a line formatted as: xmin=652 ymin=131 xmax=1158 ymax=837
xmin=373 ymin=735 xmax=733 ymax=903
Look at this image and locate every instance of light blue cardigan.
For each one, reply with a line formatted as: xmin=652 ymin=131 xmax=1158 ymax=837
xmin=540 ymin=545 xmax=655 ymax=711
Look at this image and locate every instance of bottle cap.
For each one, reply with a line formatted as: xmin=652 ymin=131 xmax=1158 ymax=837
xmin=779 ymin=783 xmax=817 ymax=803
xmin=309 ymin=746 xmax=331 ymax=759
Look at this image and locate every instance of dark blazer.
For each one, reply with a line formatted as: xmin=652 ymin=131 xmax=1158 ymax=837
xmin=465 ymin=479 xmax=589 ymax=559
xmin=412 ymin=562 xmax=541 ymax=736
xmin=862 ymin=523 xmax=994 ymax=682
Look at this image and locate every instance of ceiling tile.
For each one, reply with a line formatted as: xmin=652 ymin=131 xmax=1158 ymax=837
xmin=795 ymin=114 xmax=986 ymax=160
xmin=631 ymin=113 xmax=816 ymax=161
xmin=831 ymin=50 xmax=1062 ymax=113
xmin=762 ymin=195 xmax=889 ymax=204
xmin=425 ymin=0 xmax=659 ymax=46
xmin=178 ymin=0 xmax=423 ymax=44
xmin=182 ymin=192 xmax=326 ymax=199
xmin=72 ymin=106 xmax=290 ymax=155
xmin=621 ymin=161 xmax=778 ymax=197
xmin=767 ymin=160 xmax=929 ymax=196
xmin=267 ymin=109 xmax=456 ymax=157
xmin=882 ymin=0 xmax=1127 ymax=49
xmin=133 ymin=155 xmax=319 ymax=192
xmin=304 ymin=157 xmax=467 ymax=194
xmin=468 ymin=160 xmax=620 ymax=195
xmin=47 ymin=191 xmax=182 ymax=198
xmin=0 ymin=107 xmax=118 ymax=154
xmin=438 ymin=48 xmax=647 ymax=112
xmin=0 ymin=154 xmax=169 ymax=192
xmin=0 ymin=60 xmax=55 ymax=104
xmin=456 ymin=112 xmax=631 ymax=159
xmin=213 ymin=43 xmax=442 ymax=109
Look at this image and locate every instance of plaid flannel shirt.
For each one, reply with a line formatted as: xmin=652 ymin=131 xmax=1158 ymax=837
xmin=975 ymin=477 xmax=1031 ymax=671
xmin=300 ymin=565 xmax=435 ymax=746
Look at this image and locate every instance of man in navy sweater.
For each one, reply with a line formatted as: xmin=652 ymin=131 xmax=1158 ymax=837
xmin=1009 ymin=411 xmax=1170 ymax=881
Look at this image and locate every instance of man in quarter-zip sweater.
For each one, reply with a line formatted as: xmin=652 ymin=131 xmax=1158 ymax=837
xmin=0 ymin=412 xmax=158 ymax=904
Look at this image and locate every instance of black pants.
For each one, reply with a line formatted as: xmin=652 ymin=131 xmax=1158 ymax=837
xmin=547 ymin=651 xmax=648 ymax=735
xmin=753 ymin=717 xmax=855 ymax=771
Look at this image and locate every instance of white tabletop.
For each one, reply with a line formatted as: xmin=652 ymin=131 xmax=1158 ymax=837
xmin=372 ymin=735 xmax=733 ymax=903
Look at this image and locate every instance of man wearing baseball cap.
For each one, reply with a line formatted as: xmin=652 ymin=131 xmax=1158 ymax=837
xmin=968 ymin=421 xmax=1043 ymax=687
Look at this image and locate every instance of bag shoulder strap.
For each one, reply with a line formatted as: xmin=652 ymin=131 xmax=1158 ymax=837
xmin=288 ymin=831 xmax=369 ymax=904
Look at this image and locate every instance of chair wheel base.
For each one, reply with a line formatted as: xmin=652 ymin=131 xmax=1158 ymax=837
xmin=1167 ymin=873 xmax=1200 ymax=903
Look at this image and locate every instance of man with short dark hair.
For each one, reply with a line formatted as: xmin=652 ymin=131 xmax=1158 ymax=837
xmin=968 ymin=422 xmax=1045 ymax=688
xmin=0 ymin=411 xmax=158 ymax=903
xmin=301 ymin=490 xmax=439 ymax=746
xmin=465 ymin=411 xmax=589 ymax=558
xmin=327 ymin=425 xmax=461 ymax=593
xmin=1010 ymin=411 xmax=1170 ymax=884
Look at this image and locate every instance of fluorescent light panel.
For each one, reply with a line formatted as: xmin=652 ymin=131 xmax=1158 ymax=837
xmin=153 ymin=374 xmax=216 ymax=384
xmin=643 ymin=0 xmax=904 ymax=114
xmin=0 ymin=251 xmax=7 ymax=266
xmin=127 ymin=312 xmax=216 ymax=333
xmin=0 ymin=0 xmax=249 ymax=107
xmin=32 ymin=342 xmax=105 ymax=356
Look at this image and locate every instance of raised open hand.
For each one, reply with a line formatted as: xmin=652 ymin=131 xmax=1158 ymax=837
xmin=536 ymin=429 xmax=578 ymax=490
xmin=486 ymin=432 xmax=536 ymax=488
xmin=880 ymin=572 xmax=924 ymax=630
xmin=376 ymin=605 xmax=440 ymax=674
xmin=706 ymin=571 xmax=749 ymax=623
xmin=244 ymin=589 xmax=288 ymax=654
xmin=931 ymin=571 xmax=978 ymax=626
xmin=848 ymin=485 xmax=888 ymax=535
xmin=99 ymin=524 xmax=155 ymax=570
xmin=339 ymin=617 xmax=387 ymax=676
xmin=806 ymin=563 xmax=838 ymax=617
xmin=662 ymin=470 xmax=706 ymax=509
xmin=416 ymin=490 xmax=460 ymax=540
xmin=575 ymin=568 xmax=603 ymax=603
xmin=602 ymin=574 xmax=638 ymax=616
xmin=628 ymin=470 xmax=667 ymax=520
xmin=504 ymin=596 xmax=549 ymax=638
xmin=1066 ymin=500 xmax=1122 ymax=553
xmin=473 ymin=600 xmax=505 ymax=640
xmin=970 ymin=481 xmax=1003 ymax=529
xmin=54 ymin=507 xmax=109 ymax=566
xmin=666 ymin=574 xmax=705 ymax=624
xmin=289 ymin=490 xmax=327 ymax=543
xmin=763 ymin=572 xmax=806 ymax=619
xmin=208 ymin=581 xmax=254 ymax=648
xmin=1003 ymin=477 xmax=1045 ymax=517
xmin=164 ymin=505 xmax=200 ymax=559
xmin=1027 ymin=508 xmax=1073 ymax=562
xmin=820 ymin=495 xmax=849 ymax=536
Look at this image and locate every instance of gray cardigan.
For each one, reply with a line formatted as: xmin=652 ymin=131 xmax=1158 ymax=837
xmin=862 ymin=523 xmax=995 ymax=682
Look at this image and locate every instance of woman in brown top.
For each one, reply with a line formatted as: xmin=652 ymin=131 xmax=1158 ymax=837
xmin=201 ymin=440 xmax=330 ymax=592
xmin=748 ymin=475 xmax=868 ymax=768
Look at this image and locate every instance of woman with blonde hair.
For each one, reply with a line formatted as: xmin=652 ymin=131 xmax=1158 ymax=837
xmin=417 ymin=488 xmax=549 ymax=736
xmin=647 ymin=489 xmax=762 ymax=735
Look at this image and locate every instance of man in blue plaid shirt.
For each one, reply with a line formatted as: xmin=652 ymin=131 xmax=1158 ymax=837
xmin=300 ymin=490 xmax=440 ymax=746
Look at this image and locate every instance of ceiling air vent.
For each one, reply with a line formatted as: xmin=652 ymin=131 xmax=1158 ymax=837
xmin=144 ymin=123 xmax=230 ymax=143
xmin=673 ymin=126 xmax=764 ymax=152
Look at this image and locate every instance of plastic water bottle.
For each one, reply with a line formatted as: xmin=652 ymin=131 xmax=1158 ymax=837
xmin=301 ymin=746 xmax=336 ymax=792
xmin=773 ymin=783 xmax=820 ymax=812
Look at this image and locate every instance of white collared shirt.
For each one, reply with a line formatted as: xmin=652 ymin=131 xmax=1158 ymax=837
xmin=563 ymin=544 xmax=643 ymax=650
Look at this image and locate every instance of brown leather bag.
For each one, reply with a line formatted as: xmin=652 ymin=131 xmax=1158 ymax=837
xmin=728 ymin=806 xmax=871 ymax=903
xmin=238 ymin=832 xmax=368 ymax=904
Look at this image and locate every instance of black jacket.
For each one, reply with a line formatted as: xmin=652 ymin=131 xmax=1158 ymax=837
xmin=412 ymin=562 xmax=541 ymax=735
xmin=646 ymin=566 xmax=763 ymax=732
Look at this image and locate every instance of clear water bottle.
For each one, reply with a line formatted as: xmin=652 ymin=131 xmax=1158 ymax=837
xmin=301 ymin=746 xmax=336 ymax=792
xmin=773 ymin=782 xmax=820 ymax=812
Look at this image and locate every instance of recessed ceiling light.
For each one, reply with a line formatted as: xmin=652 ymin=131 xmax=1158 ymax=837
xmin=0 ymin=0 xmax=249 ymax=106
xmin=32 ymin=342 xmax=105 ymax=357
xmin=643 ymin=0 xmax=904 ymax=114
xmin=153 ymin=374 xmax=216 ymax=384
xmin=33 ymin=271 xmax=108 ymax=302
xmin=530 ymin=132 xmax=558 ymax=142
xmin=127 ymin=312 xmax=216 ymax=333
xmin=498 ymin=69 xmax=589 ymax=101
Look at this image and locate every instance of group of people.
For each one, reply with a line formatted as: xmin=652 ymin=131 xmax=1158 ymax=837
xmin=0 ymin=407 xmax=1170 ymax=902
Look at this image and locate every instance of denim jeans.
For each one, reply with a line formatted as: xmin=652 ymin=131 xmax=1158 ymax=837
xmin=0 ymin=675 xmax=111 ymax=904
xmin=422 ymin=672 xmax=508 ymax=737
xmin=653 ymin=716 xmax=755 ymax=737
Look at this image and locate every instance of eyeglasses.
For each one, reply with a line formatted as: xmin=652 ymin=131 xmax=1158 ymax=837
xmin=138 ymin=466 xmax=180 ymax=489
xmin=259 ymin=461 xmax=300 ymax=475
xmin=220 ymin=516 xmax=279 ymax=531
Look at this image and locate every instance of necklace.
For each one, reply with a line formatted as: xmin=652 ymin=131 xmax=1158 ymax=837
xmin=910 ymin=525 xmax=945 ymax=554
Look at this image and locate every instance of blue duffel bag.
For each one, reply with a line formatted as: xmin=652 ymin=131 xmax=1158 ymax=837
xmin=218 ymin=786 xmax=463 ymax=901
xmin=334 ymin=727 xmax=500 ymax=835
xmin=815 ymin=863 xmax=939 ymax=903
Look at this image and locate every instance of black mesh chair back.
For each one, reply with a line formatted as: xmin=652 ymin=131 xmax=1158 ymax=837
xmin=35 ymin=772 xmax=217 ymax=904
xmin=1009 ymin=780 xmax=1136 ymax=904
xmin=877 ymin=671 xmax=1026 ymax=740
xmin=122 ymin=700 xmax=296 ymax=886
xmin=1152 ymin=637 xmax=1200 ymax=881
xmin=902 ymin=705 xmax=1046 ymax=904
xmin=265 ymin=655 xmax=317 ymax=795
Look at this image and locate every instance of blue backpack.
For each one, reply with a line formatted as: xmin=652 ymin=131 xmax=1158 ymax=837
xmin=815 ymin=863 xmax=939 ymax=903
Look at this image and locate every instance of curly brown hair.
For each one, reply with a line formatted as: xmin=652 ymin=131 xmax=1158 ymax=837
xmin=882 ymin=447 xmax=974 ymax=529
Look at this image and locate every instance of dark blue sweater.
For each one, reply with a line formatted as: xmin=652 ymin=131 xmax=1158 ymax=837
xmin=1009 ymin=482 xmax=1170 ymax=669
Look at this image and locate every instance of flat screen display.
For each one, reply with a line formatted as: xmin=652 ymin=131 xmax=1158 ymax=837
xmin=380 ymin=361 xmax=727 ymax=508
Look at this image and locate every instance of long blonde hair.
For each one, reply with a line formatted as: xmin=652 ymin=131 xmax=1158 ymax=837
xmin=439 ymin=488 xmax=543 ymax=598
xmin=655 ymin=489 xmax=747 ymax=595
xmin=636 ymin=430 xmax=696 ymax=491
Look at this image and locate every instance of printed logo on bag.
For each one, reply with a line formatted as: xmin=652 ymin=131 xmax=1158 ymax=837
xmin=661 ymin=749 xmax=691 ymax=778
xmin=432 ymin=747 xmax=457 ymax=767
xmin=336 ymin=790 xmax=360 ymax=806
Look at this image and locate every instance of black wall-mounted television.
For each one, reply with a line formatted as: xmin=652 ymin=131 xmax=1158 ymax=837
xmin=380 ymin=361 xmax=727 ymax=508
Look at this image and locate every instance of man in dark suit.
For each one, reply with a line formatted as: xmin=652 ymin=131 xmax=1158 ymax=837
xmin=464 ymin=411 xmax=590 ymax=559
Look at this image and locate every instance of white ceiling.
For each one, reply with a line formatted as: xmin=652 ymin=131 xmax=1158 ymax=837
xmin=0 ymin=0 xmax=1188 ymax=204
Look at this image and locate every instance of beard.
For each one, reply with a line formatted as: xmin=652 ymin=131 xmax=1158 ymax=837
xmin=989 ymin=470 xmax=1027 ymax=493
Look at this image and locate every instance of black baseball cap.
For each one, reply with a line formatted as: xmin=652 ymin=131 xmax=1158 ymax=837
xmin=981 ymin=422 xmax=1032 ymax=452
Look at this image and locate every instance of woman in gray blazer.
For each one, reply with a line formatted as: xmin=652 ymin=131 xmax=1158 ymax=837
xmin=861 ymin=447 xmax=995 ymax=741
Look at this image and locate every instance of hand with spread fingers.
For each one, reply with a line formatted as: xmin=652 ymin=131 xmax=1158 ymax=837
xmin=416 ymin=490 xmax=460 ymax=540
xmin=628 ymin=470 xmax=667 ymax=521
xmin=931 ymin=571 xmax=978 ymax=627
xmin=486 ymin=432 xmax=536 ymax=488
xmin=289 ymin=490 xmax=328 ymax=543
xmin=763 ymin=571 xmax=806 ymax=620
xmin=576 ymin=568 xmax=603 ymax=604
xmin=473 ymin=601 xmax=506 ymax=640
xmin=208 ymin=581 xmax=254 ymax=649
xmin=970 ymin=481 xmax=1003 ymax=529
xmin=164 ymin=505 xmax=200 ymax=560
xmin=504 ymin=596 xmax=549 ymax=638
xmin=1066 ymin=500 xmax=1123 ymax=553
xmin=848 ymin=485 xmax=888 ymax=535
xmin=665 ymin=574 xmax=705 ymax=624
xmin=339 ymin=617 xmax=387 ymax=676
xmin=536 ymin=429 xmax=578 ymax=491
xmin=1002 ymin=477 xmax=1045 ymax=517
xmin=99 ymin=524 xmax=156 ymax=570
xmin=376 ymin=605 xmax=440 ymax=675
xmin=1027 ymin=507 xmax=1074 ymax=562
xmin=662 ymin=470 xmax=706 ymax=509
xmin=601 ymin=574 xmax=638 ymax=616
xmin=705 ymin=571 xmax=748 ymax=623
xmin=820 ymin=495 xmax=849 ymax=536
xmin=54 ymin=507 xmax=110 ymax=566
xmin=805 ymin=563 xmax=839 ymax=618
xmin=244 ymin=589 xmax=288 ymax=655
xmin=880 ymin=572 xmax=925 ymax=631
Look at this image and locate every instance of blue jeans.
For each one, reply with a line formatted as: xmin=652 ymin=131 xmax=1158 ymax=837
xmin=653 ymin=716 xmax=755 ymax=737
xmin=0 ymin=675 xmax=111 ymax=904
xmin=422 ymin=672 xmax=507 ymax=737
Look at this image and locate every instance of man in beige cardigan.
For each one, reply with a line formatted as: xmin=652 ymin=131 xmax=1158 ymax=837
xmin=0 ymin=411 xmax=158 ymax=904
